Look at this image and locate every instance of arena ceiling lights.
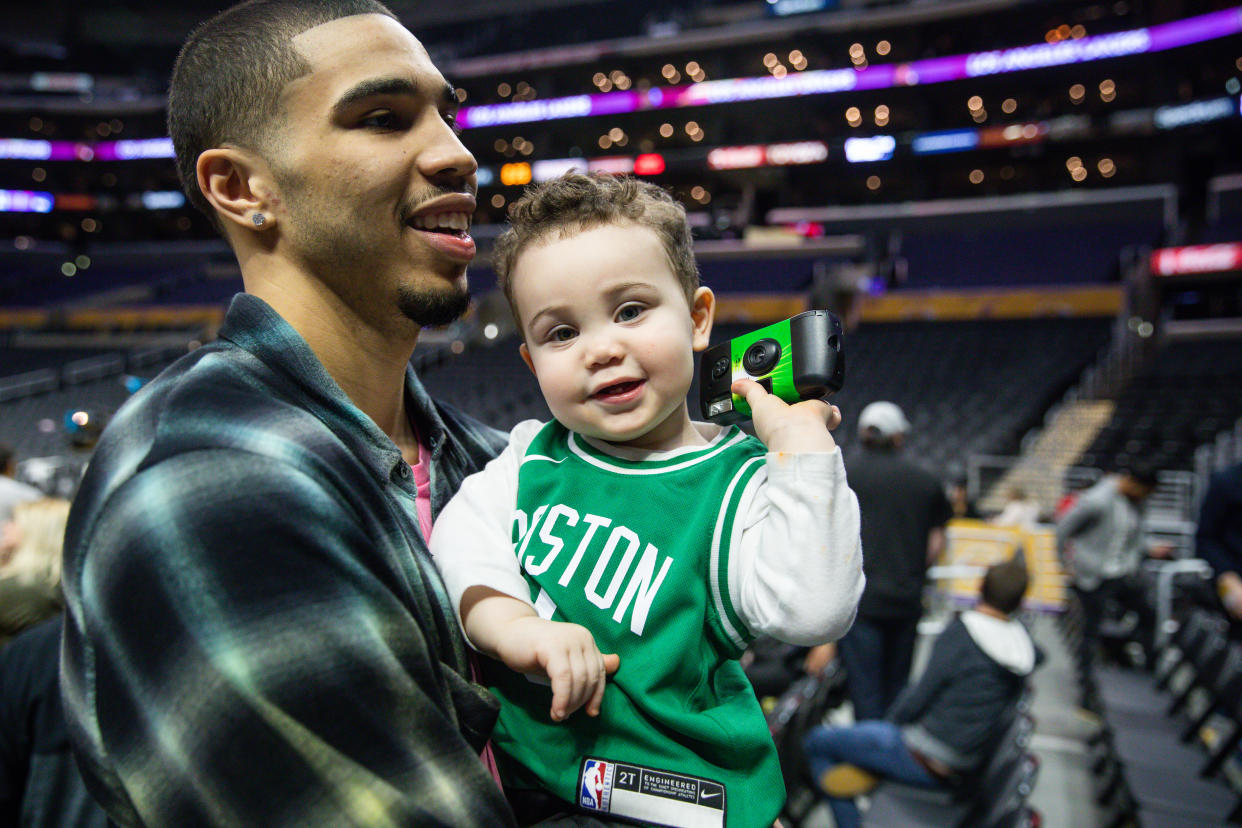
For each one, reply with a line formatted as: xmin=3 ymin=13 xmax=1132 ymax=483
xmin=455 ymin=7 xmax=1242 ymax=130
xmin=706 ymin=141 xmax=829 ymax=170
xmin=1151 ymin=244 xmax=1242 ymax=276
xmin=0 ymin=137 xmax=173 ymax=161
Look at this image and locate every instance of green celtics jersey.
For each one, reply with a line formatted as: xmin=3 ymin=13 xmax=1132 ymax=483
xmin=485 ymin=421 xmax=785 ymax=828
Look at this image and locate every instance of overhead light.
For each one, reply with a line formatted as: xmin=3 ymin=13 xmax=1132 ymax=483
xmin=844 ymin=135 xmax=896 ymax=163
xmin=500 ymin=163 xmax=532 ymax=186
xmin=634 ymin=153 xmax=666 ymax=175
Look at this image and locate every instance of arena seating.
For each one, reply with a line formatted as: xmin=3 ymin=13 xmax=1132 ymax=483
xmin=1061 ymin=576 xmax=1242 ymax=827
xmin=1079 ymin=338 xmax=1242 ymax=472
xmin=0 ymin=343 xmax=188 ymax=464
xmin=415 ymin=338 xmax=552 ymax=428
xmin=899 ymin=219 xmax=1162 ymax=288
xmin=0 ymin=346 xmax=126 ymax=380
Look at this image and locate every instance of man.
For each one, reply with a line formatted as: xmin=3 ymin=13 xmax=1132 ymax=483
xmin=839 ymin=401 xmax=952 ymax=720
xmin=1197 ymin=461 xmax=1242 ymax=623
xmin=802 ymin=558 xmax=1038 ymax=828
xmin=0 ymin=445 xmax=40 ymax=524
xmin=1056 ymin=459 xmax=1162 ymax=692
xmin=59 ymin=2 xmax=517 ymax=825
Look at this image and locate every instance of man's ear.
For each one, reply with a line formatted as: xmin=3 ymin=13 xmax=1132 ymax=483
xmin=690 ymin=286 xmax=716 ymax=352
xmin=197 ymin=147 xmax=278 ymax=233
xmin=519 ymin=342 xmax=537 ymax=375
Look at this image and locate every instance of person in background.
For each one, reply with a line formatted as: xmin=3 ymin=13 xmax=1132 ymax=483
xmin=1056 ymin=459 xmax=1166 ymax=694
xmin=992 ymin=485 xmax=1042 ymax=530
xmin=948 ymin=475 xmax=982 ymax=521
xmin=58 ymin=2 xmax=518 ymax=825
xmin=0 ymin=616 xmax=109 ymax=828
xmin=0 ymin=444 xmax=41 ymax=525
xmin=1195 ymin=461 xmax=1242 ymax=624
xmin=840 ymin=401 xmax=953 ymax=720
xmin=802 ymin=558 xmax=1039 ymax=828
xmin=0 ymin=498 xmax=69 ymax=648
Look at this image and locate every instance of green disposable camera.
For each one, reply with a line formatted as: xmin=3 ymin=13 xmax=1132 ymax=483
xmin=698 ymin=310 xmax=845 ymax=424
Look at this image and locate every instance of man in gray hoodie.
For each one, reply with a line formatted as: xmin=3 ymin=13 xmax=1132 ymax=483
xmin=801 ymin=558 xmax=1038 ymax=828
xmin=1056 ymin=459 xmax=1162 ymax=688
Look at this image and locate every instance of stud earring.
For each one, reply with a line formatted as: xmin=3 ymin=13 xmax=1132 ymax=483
xmin=251 ymin=213 xmax=266 ymax=227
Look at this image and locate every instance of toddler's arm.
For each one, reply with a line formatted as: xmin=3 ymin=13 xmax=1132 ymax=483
xmin=461 ymin=586 xmax=619 ymax=721
xmin=430 ymin=421 xmax=620 ymax=721
xmin=727 ymin=380 xmax=864 ymax=645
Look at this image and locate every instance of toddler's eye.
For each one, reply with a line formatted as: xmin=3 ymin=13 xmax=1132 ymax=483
xmin=550 ymin=327 xmax=577 ymax=342
xmin=617 ymin=304 xmax=644 ymax=322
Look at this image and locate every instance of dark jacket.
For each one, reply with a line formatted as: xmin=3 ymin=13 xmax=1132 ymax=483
xmin=890 ymin=612 xmax=1040 ymax=772
xmin=60 ymin=293 xmax=516 ymax=828
xmin=1197 ymin=462 xmax=1242 ymax=581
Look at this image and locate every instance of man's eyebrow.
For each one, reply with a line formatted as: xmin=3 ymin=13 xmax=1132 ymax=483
xmin=438 ymin=81 xmax=458 ymax=106
xmin=331 ymin=77 xmax=444 ymax=115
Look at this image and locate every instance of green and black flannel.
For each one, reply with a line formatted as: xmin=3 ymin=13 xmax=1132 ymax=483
xmin=60 ymin=293 xmax=516 ymax=828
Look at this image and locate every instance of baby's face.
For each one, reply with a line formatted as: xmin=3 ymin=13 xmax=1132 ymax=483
xmin=513 ymin=222 xmax=714 ymax=451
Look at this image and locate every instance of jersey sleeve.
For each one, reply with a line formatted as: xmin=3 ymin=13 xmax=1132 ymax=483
xmin=430 ymin=419 xmax=544 ymax=626
xmin=727 ymin=448 xmax=864 ymax=646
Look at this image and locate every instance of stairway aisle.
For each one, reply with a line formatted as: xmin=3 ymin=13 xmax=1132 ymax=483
xmin=982 ymin=399 xmax=1116 ymax=515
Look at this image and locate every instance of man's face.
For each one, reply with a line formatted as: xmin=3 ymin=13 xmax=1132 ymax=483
xmin=266 ymin=14 xmax=477 ymax=330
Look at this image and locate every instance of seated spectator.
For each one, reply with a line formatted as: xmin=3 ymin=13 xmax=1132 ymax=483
xmin=0 ymin=616 xmax=108 ymax=827
xmin=801 ymin=558 xmax=1039 ymax=828
xmin=0 ymin=498 xmax=70 ymax=648
xmin=1196 ymin=461 xmax=1242 ymax=623
xmin=992 ymin=485 xmax=1042 ymax=529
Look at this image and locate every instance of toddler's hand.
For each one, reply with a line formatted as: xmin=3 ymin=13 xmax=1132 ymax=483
xmin=731 ymin=378 xmax=840 ymax=454
xmin=496 ymin=617 xmax=621 ymax=721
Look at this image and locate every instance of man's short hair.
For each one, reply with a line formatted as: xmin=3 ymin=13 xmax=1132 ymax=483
xmin=168 ymin=0 xmax=396 ymax=222
xmin=491 ymin=173 xmax=699 ymax=333
xmin=1120 ymin=458 xmax=1159 ymax=490
xmin=980 ymin=558 xmax=1029 ymax=616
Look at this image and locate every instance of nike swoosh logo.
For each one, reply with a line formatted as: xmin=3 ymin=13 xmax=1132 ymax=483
xmin=700 ymin=791 xmax=721 ymax=800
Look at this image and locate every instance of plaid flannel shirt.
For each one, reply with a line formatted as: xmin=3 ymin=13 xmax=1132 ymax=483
xmin=60 ymin=293 xmax=517 ymax=828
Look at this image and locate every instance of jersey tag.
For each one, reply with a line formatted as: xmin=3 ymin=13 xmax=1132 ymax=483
xmin=578 ymin=757 xmax=725 ymax=828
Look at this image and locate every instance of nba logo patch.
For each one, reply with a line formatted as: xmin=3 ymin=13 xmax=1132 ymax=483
xmin=580 ymin=759 xmax=613 ymax=812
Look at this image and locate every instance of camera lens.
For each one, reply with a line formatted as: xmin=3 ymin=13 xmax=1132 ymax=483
xmin=711 ymin=356 xmax=730 ymax=380
xmin=742 ymin=339 xmax=781 ymax=376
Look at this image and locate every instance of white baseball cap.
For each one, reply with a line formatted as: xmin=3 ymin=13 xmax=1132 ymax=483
xmin=858 ymin=401 xmax=910 ymax=438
